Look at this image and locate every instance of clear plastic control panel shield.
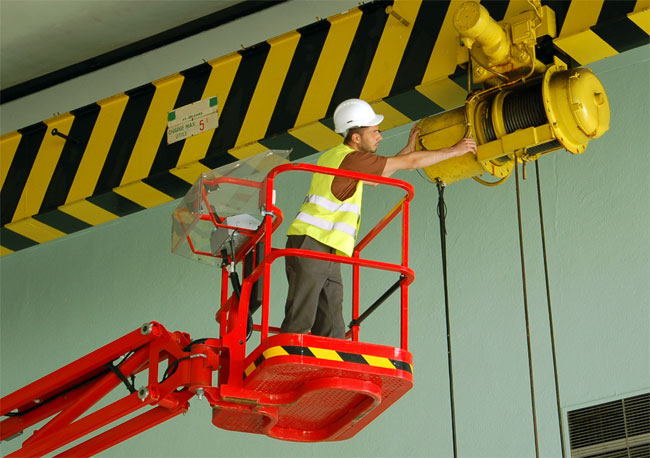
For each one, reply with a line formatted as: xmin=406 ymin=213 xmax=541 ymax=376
xmin=172 ymin=150 xmax=290 ymax=266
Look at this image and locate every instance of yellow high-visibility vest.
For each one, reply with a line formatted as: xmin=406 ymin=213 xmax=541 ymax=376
xmin=287 ymin=143 xmax=363 ymax=256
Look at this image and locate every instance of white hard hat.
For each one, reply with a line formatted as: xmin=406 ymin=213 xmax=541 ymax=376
xmin=333 ymin=98 xmax=384 ymax=134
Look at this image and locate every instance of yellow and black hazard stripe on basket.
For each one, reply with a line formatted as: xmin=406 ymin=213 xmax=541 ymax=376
xmin=244 ymin=345 xmax=413 ymax=378
xmin=1 ymin=0 xmax=648 ymax=255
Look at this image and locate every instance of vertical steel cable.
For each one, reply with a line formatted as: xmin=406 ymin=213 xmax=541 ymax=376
xmin=535 ymin=162 xmax=566 ymax=457
xmin=436 ymin=179 xmax=458 ymax=458
xmin=515 ymin=160 xmax=540 ymax=457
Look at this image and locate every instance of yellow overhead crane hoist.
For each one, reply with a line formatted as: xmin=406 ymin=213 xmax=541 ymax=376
xmin=422 ymin=3 xmax=613 ymax=458
xmin=417 ymin=0 xmax=611 ymax=185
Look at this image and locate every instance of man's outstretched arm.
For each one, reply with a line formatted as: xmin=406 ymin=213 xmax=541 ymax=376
xmin=383 ymin=127 xmax=477 ymax=177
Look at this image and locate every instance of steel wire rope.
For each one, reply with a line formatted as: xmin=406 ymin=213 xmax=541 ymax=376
xmin=535 ymin=161 xmax=566 ymax=457
xmin=435 ymin=179 xmax=458 ymax=458
xmin=514 ymin=159 xmax=540 ymax=457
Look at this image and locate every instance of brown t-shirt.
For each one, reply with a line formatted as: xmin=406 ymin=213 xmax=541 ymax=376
xmin=331 ymin=151 xmax=388 ymax=201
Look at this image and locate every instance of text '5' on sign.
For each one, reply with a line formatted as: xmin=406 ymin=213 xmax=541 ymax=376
xmin=167 ymin=96 xmax=219 ymax=145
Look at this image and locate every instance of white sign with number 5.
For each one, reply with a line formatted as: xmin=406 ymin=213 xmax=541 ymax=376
xmin=167 ymin=96 xmax=219 ymax=145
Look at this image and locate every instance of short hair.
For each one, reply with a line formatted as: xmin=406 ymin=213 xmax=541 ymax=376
xmin=344 ymin=126 xmax=364 ymax=144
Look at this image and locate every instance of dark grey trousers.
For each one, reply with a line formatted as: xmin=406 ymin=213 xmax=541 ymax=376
xmin=280 ymin=235 xmax=345 ymax=338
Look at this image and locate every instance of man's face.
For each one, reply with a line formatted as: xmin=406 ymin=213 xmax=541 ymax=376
xmin=354 ymin=126 xmax=383 ymax=153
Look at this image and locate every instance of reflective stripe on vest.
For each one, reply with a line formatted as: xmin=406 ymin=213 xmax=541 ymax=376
xmin=304 ymin=194 xmax=360 ymax=215
xmin=295 ymin=211 xmax=357 ymax=238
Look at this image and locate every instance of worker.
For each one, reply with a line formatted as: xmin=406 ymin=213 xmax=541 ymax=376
xmin=280 ymin=98 xmax=477 ymax=339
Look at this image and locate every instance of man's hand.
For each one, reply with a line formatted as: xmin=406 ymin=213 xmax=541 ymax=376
xmin=398 ymin=124 xmax=421 ymax=156
xmin=450 ymin=137 xmax=477 ymax=157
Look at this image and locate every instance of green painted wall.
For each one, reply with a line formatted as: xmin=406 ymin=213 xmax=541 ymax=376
xmin=1 ymin=33 xmax=648 ymax=458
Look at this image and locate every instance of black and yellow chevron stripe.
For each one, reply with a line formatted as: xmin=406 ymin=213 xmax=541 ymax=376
xmin=243 ymin=345 xmax=413 ymax=378
xmin=554 ymin=0 xmax=649 ymax=64
xmin=1 ymin=0 xmax=648 ymax=255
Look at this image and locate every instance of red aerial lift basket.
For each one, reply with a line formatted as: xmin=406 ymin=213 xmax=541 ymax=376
xmin=195 ymin=151 xmax=416 ymax=441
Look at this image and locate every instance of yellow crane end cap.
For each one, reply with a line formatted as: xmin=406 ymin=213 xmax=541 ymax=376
xmin=568 ymin=68 xmax=610 ymax=138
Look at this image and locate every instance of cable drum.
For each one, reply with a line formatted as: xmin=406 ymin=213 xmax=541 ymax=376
xmin=502 ymin=83 xmax=547 ymax=133
xmin=482 ymin=101 xmax=497 ymax=142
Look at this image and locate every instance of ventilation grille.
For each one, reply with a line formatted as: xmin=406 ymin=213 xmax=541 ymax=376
xmin=568 ymin=392 xmax=650 ymax=458
xmin=526 ymin=139 xmax=562 ymax=156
